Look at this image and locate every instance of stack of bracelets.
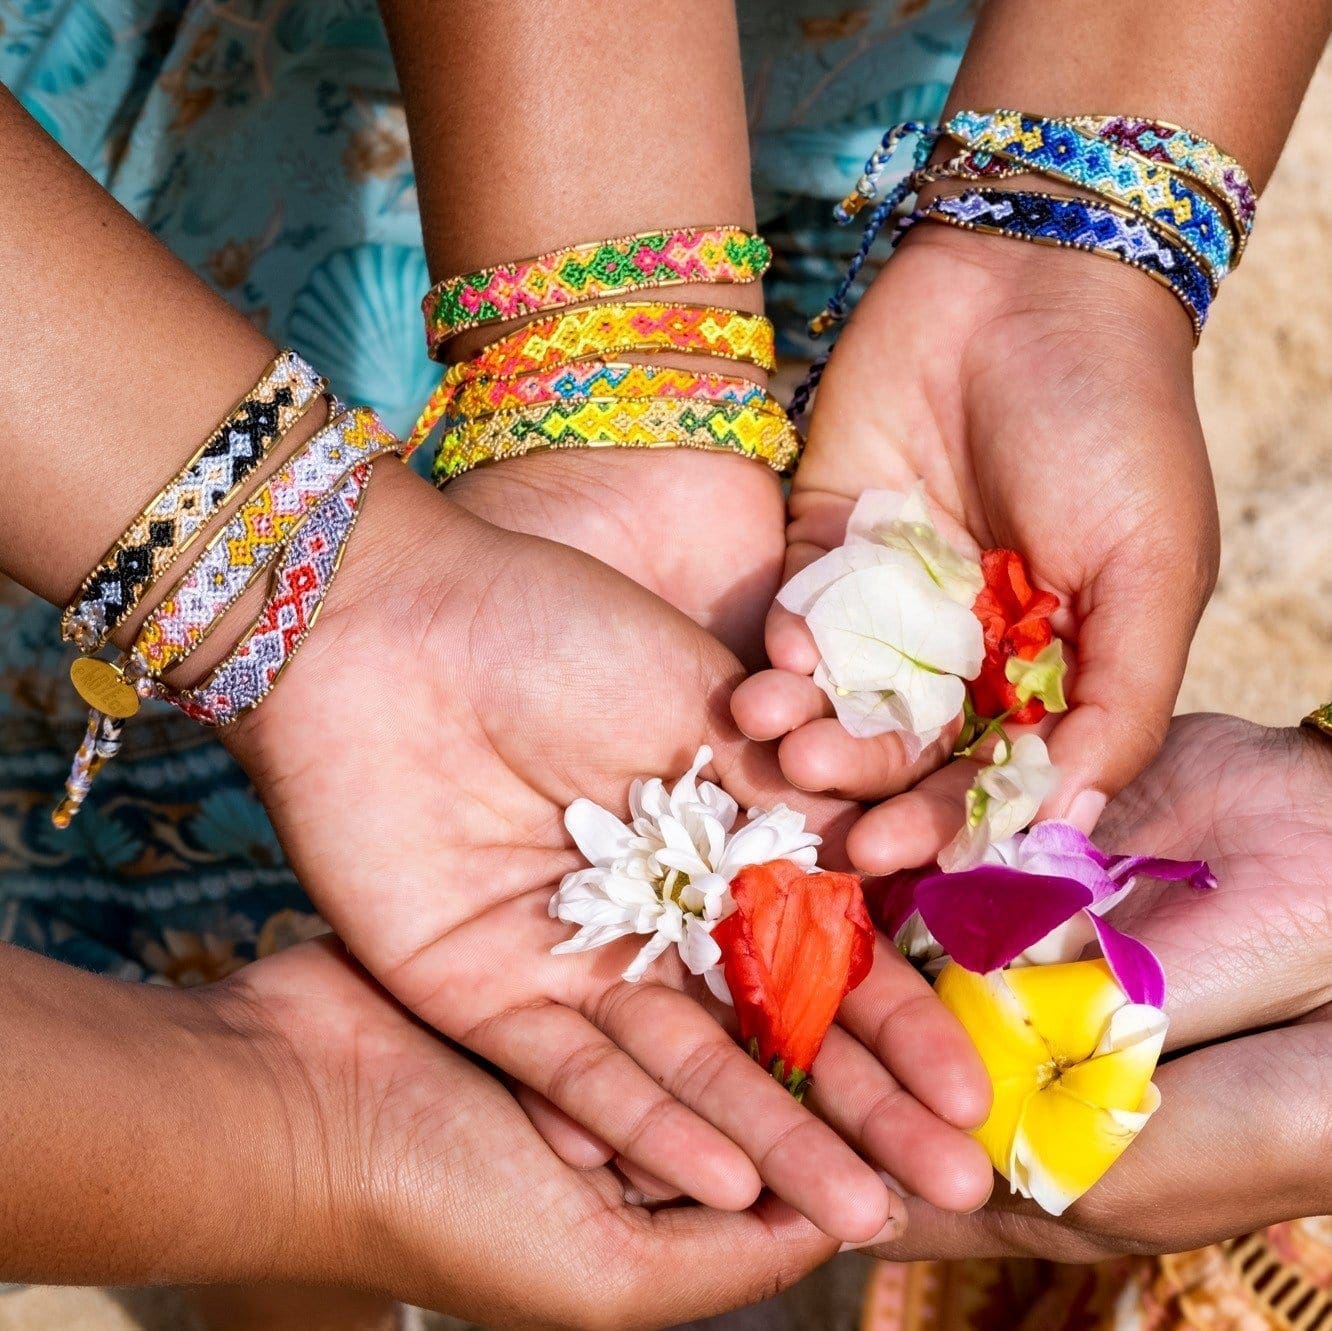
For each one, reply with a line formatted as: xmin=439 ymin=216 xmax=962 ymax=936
xmin=406 ymin=225 xmax=802 ymax=482
xmin=55 ymin=349 xmax=403 ymax=826
xmin=798 ymin=110 xmax=1257 ymax=416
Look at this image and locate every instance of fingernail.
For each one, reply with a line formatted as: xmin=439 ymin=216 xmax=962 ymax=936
xmin=622 ymin=1187 xmax=650 ymax=1207
xmin=1065 ymin=789 xmax=1107 ymax=834
xmin=838 ymin=1210 xmax=904 ymax=1253
xmin=875 ymin=1169 xmax=908 ymax=1198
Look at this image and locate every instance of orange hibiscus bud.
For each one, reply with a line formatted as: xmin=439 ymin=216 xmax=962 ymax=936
xmin=714 ymin=860 xmax=875 ymax=1098
xmin=970 ymin=548 xmax=1061 ymax=724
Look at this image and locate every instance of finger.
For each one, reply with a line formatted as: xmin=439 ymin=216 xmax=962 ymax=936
xmin=731 ymin=668 xmax=832 ymax=742
xmin=846 ymin=761 xmax=980 ymax=874
xmin=594 ymin=981 xmax=897 ymax=1243
xmin=809 ymin=1024 xmax=993 ymax=1213
xmin=765 ymin=542 xmax=829 ymax=676
xmin=873 ymin=1019 xmax=1332 ymax=1263
xmin=838 ymin=937 xmax=992 ymax=1131
xmin=778 ymin=717 xmax=958 ymax=800
xmin=471 ymin=1001 xmax=762 ymax=1212
xmin=1042 ymin=550 xmax=1213 ymax=821
xmin=516 ymin=1085 xmax=615 ymax=1169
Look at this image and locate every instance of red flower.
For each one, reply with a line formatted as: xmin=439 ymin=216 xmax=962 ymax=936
xmin=713 ymin=860 xmax=875 ymax=1097
xmin=970 ymin=549 xmax=1060 ymax=725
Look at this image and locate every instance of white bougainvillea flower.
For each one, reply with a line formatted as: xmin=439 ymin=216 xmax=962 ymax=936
xmin=940 ymin=734 xmax=1058 ymax=871
xmin=780 ymin=487 xmax=984 ymax=615
xmin=549 ymin=746 xmax=821 ymax=999
xmin=803 ymin=563 xmax=983 ymax=752
xmin=778 ymin=488 xmax=984 ymax=754
xmin=936 ymin=958 xmax=1167 ymax=1215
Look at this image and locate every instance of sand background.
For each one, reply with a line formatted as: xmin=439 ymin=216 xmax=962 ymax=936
xmin=2 ymin=43 xmax=1329 ymax=1331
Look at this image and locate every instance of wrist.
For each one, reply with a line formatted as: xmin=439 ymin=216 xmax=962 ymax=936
xmin=890 ymin=217 xmax=1197 ymax=358
xmin=0 ymin=947 xmax=329 ymax=1288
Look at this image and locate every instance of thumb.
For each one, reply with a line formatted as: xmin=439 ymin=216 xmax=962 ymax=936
xmin=1043 ymin=541 xmax=1215 ymax=826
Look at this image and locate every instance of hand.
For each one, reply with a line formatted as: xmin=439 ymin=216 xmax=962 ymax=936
xmin=734 ymin=224 xmax=1219 ymax=862
xmin=216 ymin=936 xmax=844 ymax=1327
xmin=864 ymin=714 xmax=1332 ymax=1262
xmin=225 ymin=463 xmax=993 ymax=1242
xmin=448 ymin=447 xmax=786 ymax=668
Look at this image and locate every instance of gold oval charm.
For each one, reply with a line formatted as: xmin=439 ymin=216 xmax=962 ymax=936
xmin=70 ymin=657 xmax=141 ymax=718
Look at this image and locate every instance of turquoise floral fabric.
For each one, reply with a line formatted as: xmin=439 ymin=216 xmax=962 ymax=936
xmin=0 ymin=0 xmax=973 ymax=979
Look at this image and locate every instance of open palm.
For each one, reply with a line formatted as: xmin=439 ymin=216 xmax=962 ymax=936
xmin=225 ymin=463 xmax=993 ymax=1241
xmin=737 ymin=224 xmax=1219 ymax=858
xmin=869 ymin=714 xmax=1332 ymax=1262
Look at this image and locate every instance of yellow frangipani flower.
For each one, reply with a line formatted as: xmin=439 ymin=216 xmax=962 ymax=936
xmin=936 ymin=958 xmax=1167 ymax=1216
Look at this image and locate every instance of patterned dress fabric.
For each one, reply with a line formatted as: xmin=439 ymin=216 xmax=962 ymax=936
xmin=0 ymin=3 xmax=1324 ymax=1328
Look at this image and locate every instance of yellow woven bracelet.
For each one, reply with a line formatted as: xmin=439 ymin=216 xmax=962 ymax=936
xmin=433 ymin=395 xmax=801 ymax=483
xmin=407 ymin=302 xmax=779 ymax=457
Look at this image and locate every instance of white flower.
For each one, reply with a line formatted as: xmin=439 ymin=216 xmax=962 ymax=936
xmin=778 ymin=488 xmax=984 ymax=756
xmin=940 ymin=735 xmax=1058 ymax=871
xmin=779 ymin=486 xmax=983 ymax=615
xmin=549 ymin=746 xmax=821 ymax=999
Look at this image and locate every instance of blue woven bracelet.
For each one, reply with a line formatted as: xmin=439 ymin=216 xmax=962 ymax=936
xmin=945 ymin=110 xmax=1234 ymax=281
xmin=920 ymin=189 xmax=1213 ymax=340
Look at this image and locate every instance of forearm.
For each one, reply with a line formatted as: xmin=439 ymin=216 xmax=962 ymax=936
xmin=0 ymin=943 xmax=311 ymax=1286
xmin=0 ymin=88 xmax=281 ymax=606
xmin=947 ymin=0 xmax=1332 ymax=188
xmin=379 ymin=0 xmax=763 ymax=361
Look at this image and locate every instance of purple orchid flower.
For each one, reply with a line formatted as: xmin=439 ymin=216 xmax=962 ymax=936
xmin=885 ymin=821 xmax=1215 ymax=1008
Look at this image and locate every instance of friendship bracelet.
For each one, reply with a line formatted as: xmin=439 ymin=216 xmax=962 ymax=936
xmin=442 ymin=302 xmax=778 ymax=381
xmin=433 ymin=396 xmax=802 ymax=483
xmin=944 ymin=110 xmax=1234 ymax=281
xmin=448 ymin=362 xmax=770 ymax=420
xmin=61 ymin=350 xmax=326 ymax=651
xmin=132 ymin=406 xmax=398 ymax=680
xmin=919 ymin=190 xmax=1212 ymax=340
xmin=165 ymin=463 xmax=371 ymax=726
xmin=56 ymin=406 xmax=400 ymax=825
xmin=1067 ymin=115 xmax=1256 ymax=253
xmin=1302 ymin=703 xmax=1332 ymax=741
xmin=55 ymin=463 xmax=375 ymax=825
xmin=65 ymin=403 xmax=398 ymax=727
xmin=407 ymin=303 xmax=777 ymax=456
xmin=423 ymin=227 xmax=771 ymax=352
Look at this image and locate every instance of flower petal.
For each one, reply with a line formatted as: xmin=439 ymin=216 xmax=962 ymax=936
xmin=812 ymin=663 xmax=936 ymax=753
xmin=622 ymin=930 xmax=674 ymax=983
xmin=776 ymin=542 xmax=907 ymax=616
xmin=1087 ymin=913 xmax=1167 ymax=1008
xmin=679 ymin=918 xmax=722 ymax=976
xmin=1010 ymin=1078 xmax=1157 ymax=1217
xmin=1001 ymin=960 xmax=1130 ymax=1067
xmin=805 ymin=563 xmax=984 ymax=692
xmin=1015 ymin=820 xmax=1121 ymax=900
xmin=716 ymin=806 xmax=821 ymax=877
xmin=934 ymin=964 xmax=1048 ymax=1177
xmin=704 ymin=964 xmax=733 ymax=1005
xmin=551 ymin=922 xmax=639 ymax=954
xmin=564 ymin=799 xmax=633 ymax=868
xmin=915 ymin=865 xmax=1091 ymax=975
xmin=1106 ymin=854 xmax=1218 ymax=893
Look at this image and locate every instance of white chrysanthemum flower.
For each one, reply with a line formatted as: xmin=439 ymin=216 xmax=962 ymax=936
xmin=549 ymin=746 xmax=821 ymax=999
